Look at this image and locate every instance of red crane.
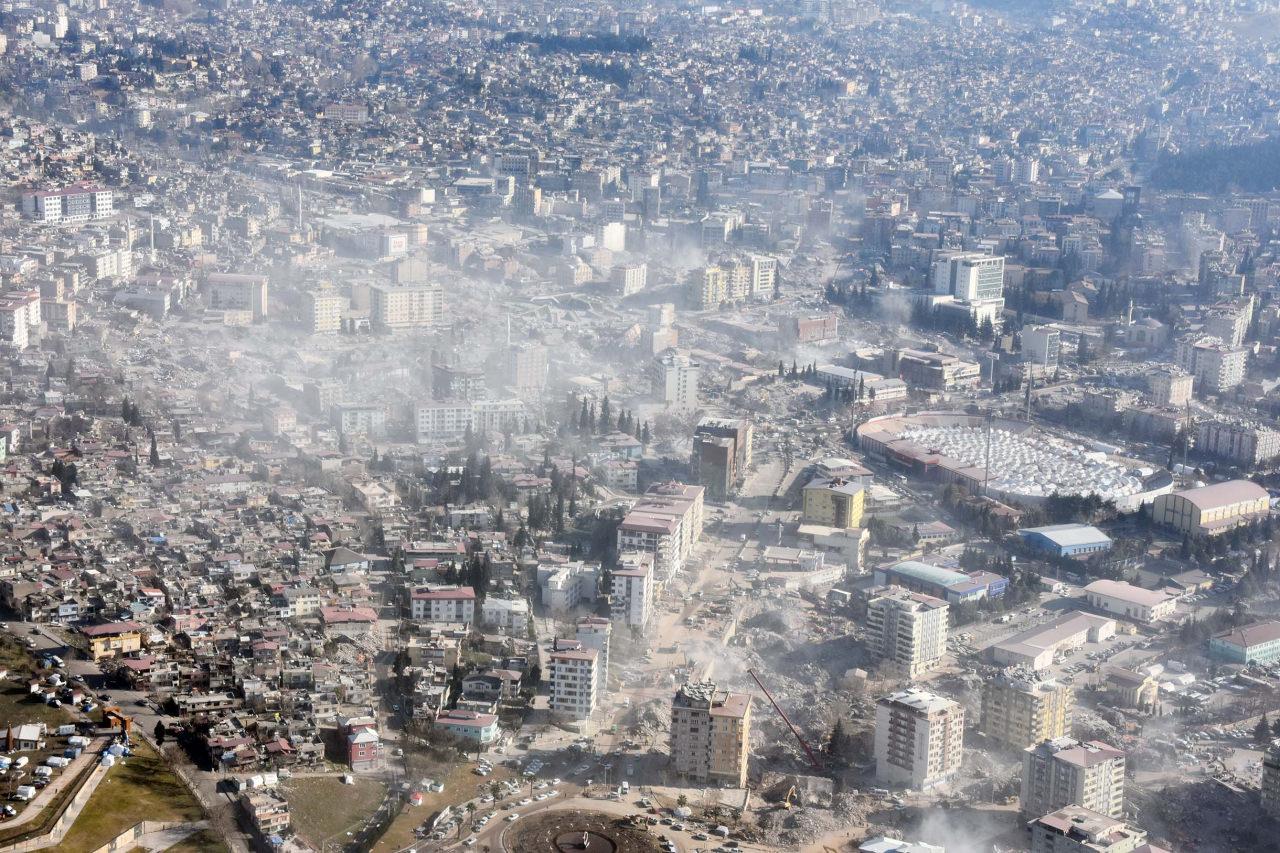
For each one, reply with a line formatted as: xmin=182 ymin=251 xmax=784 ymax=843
xmin=747 ymin=668 xmax=824 ymax=772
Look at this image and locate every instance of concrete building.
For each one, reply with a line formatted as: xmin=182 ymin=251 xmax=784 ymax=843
xmin=547 ymin=641 xmax=598 ymax=720
xmin=1147 ymin=369 xmax=1194 ymax=408
xmin=409 ymin=586 xmax=476 ymax=624
xmin=1022 ymin=325 xmax=1062 ymax=371
xmin=207 ymin=273 xmax=269 ymax=321
xmin=693 ymin=417 xmax=754 ymax=501
xmin=873 ymin=560 xmax=1007 ymax=604
xmin=670 ymin=681 xmax=752 ymax=788
xmin=302 ymin=290 xmax=344 ymax=333
xmin=653 ymin=350 xmax=700 ymax=412
xmin=538 ymin=561 xmax=599 ymax=613
xmin=435 ymin=710 xmax=500 ymax=744
xmin=1174 ymin=336 xmax=1247 ymax=396
xmin=1195 ymin=420 xmax=1280 ymax=467
xmin=507 ymin=344 xmax=549 ymax=392
xmin=1209 ymin=621 xmax=1280 ymax=666
xmin=1150 ymin=479 xmax=1270 ymax=537
xmin=932 ymin=253 xmax=1006 ymax=302
xmin=610 ymin=551 xmax=654 ymax=633
xmin=1021 ymin=738 xmax=1126 ymax=819
xmin=415 ymin=400 xmax=525 ymax=441
xmin=616 ymin=482 xmax=705 ymax=577
xmin=990 ymin=613 xmax=1116 ymax=670
xmin=22 ymin=183 xmax=113 ymax=223
xmin=1029 ymin=806 xmax=1153 ymax=853
xmin=332 ymin=403 xmax=386 ymax=438
xmin=1083 ymin=580 xmax=1176 ymax=623
xmin=801 ymin=478 xmax=866 ymax=529
xmin=874 ymin=688 xmax=964 ymax=789
xmin=866 ymin=587 xmax=949 ymax=679
xmin=576 ymin=617 xmax=611 ymax=698
xmin=1263 ymin=740 xmax=1280 ymax=819
xmin=612 ymin=262 xmax=648 ymax=296
xmin=980 ymin=670 xmax=1073 ymax=750
xmin=369 ymin=282 xmax=444 ymax=329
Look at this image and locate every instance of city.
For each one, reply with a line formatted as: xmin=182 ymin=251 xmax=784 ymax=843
xmin=0 ymin=1 xmax=1278 ymax=852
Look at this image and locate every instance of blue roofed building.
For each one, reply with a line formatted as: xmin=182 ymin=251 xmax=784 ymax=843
xmin=873 ymin=560 xmax=1007 ymax=604
xmin=1017 ymin=524 xmax=1113 ymax=558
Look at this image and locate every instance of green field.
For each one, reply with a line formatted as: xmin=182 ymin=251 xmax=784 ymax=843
xmin=57 ymin=739 xmax=207 ymax=853
xmin=282 ymin=775 xmax=387 ymax=849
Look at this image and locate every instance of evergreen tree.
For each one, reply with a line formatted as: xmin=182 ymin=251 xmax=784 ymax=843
xmin=640 ymin=422 xmax=651 ymax=445
xmin=599 ymin=396 xmax=611 ymax=433
xmin=1257 ymin=713 xmax=1271 ymax=744
xmin=149 ymin=432 xmax=160 ymax=466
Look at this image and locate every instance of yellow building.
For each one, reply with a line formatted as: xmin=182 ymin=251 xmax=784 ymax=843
xmin=980 ymin=670 xmax=1073 ymax=750
xmin=81 ymin=621 xmax=144 ymax=660
xmin=801 ymin=477 xmax=865 ymax=529
xmin=689 ymin=266 xmax=726 ymax=310
xmin=1151 ymin=479 xmax=1269 ymax=536
xmin=670 ymin=681 xmax=752 ymax=788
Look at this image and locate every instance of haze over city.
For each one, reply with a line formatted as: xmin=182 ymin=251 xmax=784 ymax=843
xmin=1 ymin=1 xmax=1280 ymax=853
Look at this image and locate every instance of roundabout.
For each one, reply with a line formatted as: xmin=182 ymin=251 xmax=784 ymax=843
xmin=505 ymin=809 xmax=665 ymax=853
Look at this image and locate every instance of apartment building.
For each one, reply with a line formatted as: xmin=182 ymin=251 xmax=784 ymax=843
xmin=207 ymin=272 xmax=269 ymax=321
xmin=547 ymin=641 xmax=598 ymax=720
xmin=22 ymin=183 xmax=114 ymax=223
xmin=980 ymin=670 xmax=1073 ymax=750
xmin=409 ymin=586 xmax=476 ymax=624
xmin=1021 ymin=738 xmax=1126 ymax=820
xmin=1263 ymin=740 xmax=1280 ymax=819
xmin=616 ymin=482 xmax=705 ymax=578
xmin=576 ymin=617 xmax=611 ymax=698
xmin=369 ymin=282 xmax=444 ymax=329
xmin=612 ymin=262 xmax=648 ymax=296
xmin=538 ymin=561 xmax=599 ymax=613
xmin=1195 ymin=420 xmax=1280 ymax=466
xmin=693 ymin=417 xmax=754 ymax=501
xmin=653 ymin=350 xmax=701 ymax=412
xmin=506 ymin=344 xmax=549 ymax=392
xmin=865 ymin=586 xmax=949 ymax=679
xmin=1147 ymin=368 xmax=1194 ymax=408
xmin=874 ymin=688 xmax=965 ymax=789
xmin=0 ymin=290 xmax=41 ymax=349
xmin=610 ymin=551 xmax=654 ymax=632
xmin=1029 ymin=806 xmax=1152 ymax=853
xmin=1022 ymin=325 xmax=1062 ymax=371
xmin=801 ymin=477 xmax=866 ymax=529
xmin=689 ymin=265 xmax=727 ymax=309
xmin=1173 ymin=336 xmax=1247 ymax=396
xmin=332 ymin=403 xmax=387 ymax=438
xmin=415 ymin=400 xmax=526 ymax=442
xmin=302 ymin=290 xmax=345 ymax=333
xmin=670 ymin=681 xmax=752 ymax=788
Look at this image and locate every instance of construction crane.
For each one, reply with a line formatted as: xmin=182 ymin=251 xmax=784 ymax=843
xmin=747 ymin=669 xmax=823 ymax=771
xmin=101 ymin=706 xmax=133 ymax=742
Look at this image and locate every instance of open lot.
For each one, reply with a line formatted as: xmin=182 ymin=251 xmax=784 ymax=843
xmin=281 ymin=775 xmax=387 ymax=850
xmin=57 ymin=738 xmax=207 ymax=853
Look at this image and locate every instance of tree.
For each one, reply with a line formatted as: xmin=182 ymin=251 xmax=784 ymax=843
xmin=640 ymin=422 xmax=651 ymax=445
xmin=599 ymin=396 xmax=611 ymax=434
xmin=154 ymin=721 xmax=167 ymax=746
xmin=149 ymin=431 xmax=160 ymax=466
xmin=1256 ymin=713 xmax=1271 ymax=744
xmin=676 ymin=794 xmax=688 ymax=809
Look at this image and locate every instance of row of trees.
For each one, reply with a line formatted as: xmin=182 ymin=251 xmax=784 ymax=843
xmin=908 ymin=301 xmax=997 ymax=341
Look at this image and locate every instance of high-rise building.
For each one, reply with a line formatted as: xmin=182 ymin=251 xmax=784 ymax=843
xmin=693 ymin=417 xmax=754 ymax=501
xmin=369 ymin=282 xmax=444 ymax=330
xmin=506 ymin=344 xmax=549 ymax=393
xmin=801 ymin=478 xmax=866 ymax=529
xmin=616 ymin=482 xmax=705 ymax=578
xmin=653 ymin=351 xmax=700 ymax=412
xmin=547 ymin=640 xmax=597 ymax=720
xmin=302 ymin=290 xmax=345 ymax=333
xmin=1021 ymin=738 xmax=1126 ymax=820
xmin=1262 ymin=740 xmax=1280 ymax=819
xmin=750 ymin=255 xmax=778 ymax=298
xmin=866 ymin=587 xmax=948 ymax=679
xmin=610 ymin=552 xmax=654 ymax=633
xmin=1147 ymin=368 xmax=1194 ymax=408
xmin=1195 ymin=420 xmax=1280 ymax=467
xmin=207 ymin=273 xmax=269 ymax=321
xmin=1022 ymin=325 xmax=1062 ymax=371
xmin=575 ymin=617 xmax=611 ymax=698
xmin=22 ymin=183 xmax=114 ymax=223
xmin=1173 ymin=336 xmax=1247 ymax=396
xmin=612 ymin=262 xmax=648 ymax=296
xmin=690 ymin=265 xmax=726 ymax=309
xmin=874 ymin=688 xmax=964 ymax=789
xmin=980 ymin=670 xmax=1073 ymax=751
xmin=932 ymin=253 xmax=1005 ymax=302
xmin=670 ymin=681 xmax=752 ymax=788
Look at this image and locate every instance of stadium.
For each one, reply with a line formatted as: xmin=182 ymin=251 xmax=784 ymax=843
xmin=856 ymin=412 xmax=1174 ymax=511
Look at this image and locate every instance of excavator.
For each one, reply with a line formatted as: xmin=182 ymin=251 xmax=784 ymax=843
xmin=781 ymin=785 xmax=798 ymax=810
xmin=101 ymin=706 xmax=133 ymax=742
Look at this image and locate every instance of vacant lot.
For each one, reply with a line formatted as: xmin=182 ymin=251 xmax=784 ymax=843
xmin=282 ymin=775 xmax=387 ymax=849
xmin=58 ymin=739 xmax=207 ymax=853
xmin=372 ymin=759 xmax=516 ymax=852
